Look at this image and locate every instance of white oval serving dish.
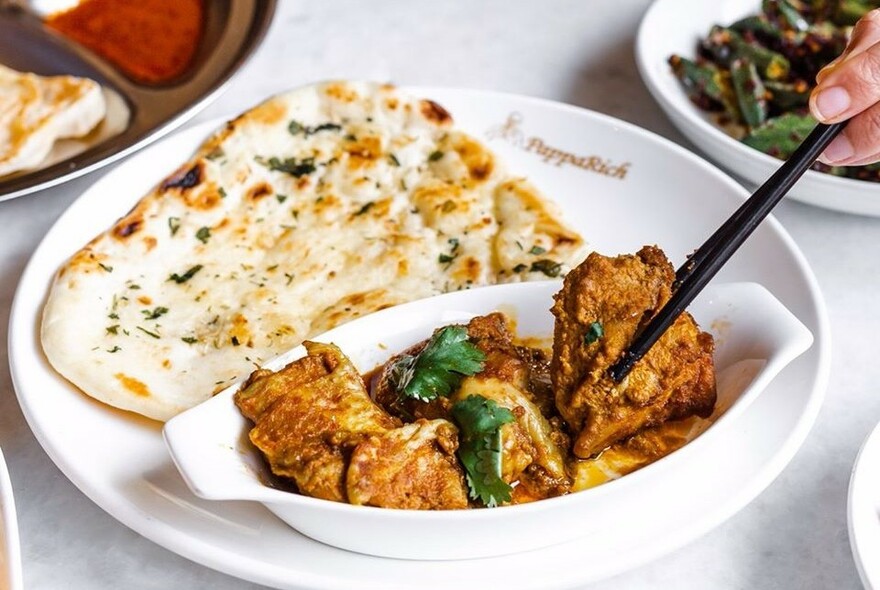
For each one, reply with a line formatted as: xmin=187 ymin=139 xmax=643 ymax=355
xmin=165 ymin=280 xmax=812 ymax=560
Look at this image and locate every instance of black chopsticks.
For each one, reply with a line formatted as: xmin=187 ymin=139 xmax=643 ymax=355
xmin=608 ymin=121 xmax=845 ymax=383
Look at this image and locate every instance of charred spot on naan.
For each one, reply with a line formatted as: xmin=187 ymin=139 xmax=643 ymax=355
xmin=412 ymin=182 xmax=470 ymax=216
xmin=228 ymin=313 xmax=254 ymax=348
xmin=313 ymin=194 xmax=342 ymax=215
xmin=232 ymin=98 xmax=286 ymax=128
xmin=200 ymin=122 xmax=235 ymax=156
xmin=113 ymin=217 xmax=142 ymax=239
xmin=451 ymin=134 xmax=494 ymax=183
xmin=420 ymin=99 xmax=452 ymax=126
xmin=162 ymin=162 xmax=202 ymax=190
xmin=111 ymin=197 xmax=155 ymax=241
xmin=197 ymin=99 xmax=287 ymax=158
xmin=451 ymin=256 xmax=483 ymax=284
xmin=496 ymin=179 xmax=583 ymax=250
xmin=324 ymin=82 xmax=360 ymax=103
xmin=114 ymin=373 xmax=151 ymax=397
xmin=160 ymin=162 xmax=224 ymax=210
xmin=344 ymin=135 xmax=383 ymax=169
xmin=185 ymin=183 xmax=225 ymax=211
xmin=62 ymin=247 xmax=113 ymax=277
xmin=246 ymin=181 xmax=274 ymax=202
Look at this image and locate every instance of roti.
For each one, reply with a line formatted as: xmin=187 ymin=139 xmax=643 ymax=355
xmin=0 ymin=65 xmax=106 ymax=177
xmin=41 ymin=81 xmax=588 ymax=421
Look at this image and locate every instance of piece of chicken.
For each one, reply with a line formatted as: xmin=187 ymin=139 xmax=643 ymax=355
xmin=371 ymin=313 xmax=571 ymax=502
xmin=347 ymin=418 xmax=469 ymax=509
xmin=551 ymin=246 xmax=716 ymax=459
xmin=571 ymin=415 xmax=708 ymax=491
xmin=235 ymin=341 xmax=399 ymax=502
xmin=236 ymin=341 xmax=470 ymax=509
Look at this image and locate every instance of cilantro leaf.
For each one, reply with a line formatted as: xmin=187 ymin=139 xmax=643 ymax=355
xmin=307 ymin=122 xmax=342 ymax=135
xmin=288 ymin=120 xmax=304 ymax=135
xmin=584 ymin=321 xmax=603 ymax=344
xmin=256 ymin=156 xmax=317 ymax=178
xmin=141 ymin=306 xmax=169 ymax=320
xmin=390 ymin=325 xmax=485 ymax=402
xmin=530 ymin=259 xmax=562 ymax=278
xmin=136 ymin=326 xmax=161 ymax=339
xmin=288 ymin=120 xmax=342 ymax=136
xmin=451 ymin=395 xmax=515 ymax=507
xmin=196 ymin=226 xmax=211 ymax=243
xmin=168 ymin=264 xmax=203 ymax=284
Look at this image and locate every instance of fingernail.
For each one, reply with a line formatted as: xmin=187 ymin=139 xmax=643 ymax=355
xmin=816 ymin=63 xmax=837 ymax=83
xmin=821 ymin=134 xmax=854 ymax=163
xmin=813 ymin=86 xmax=851 ymax=120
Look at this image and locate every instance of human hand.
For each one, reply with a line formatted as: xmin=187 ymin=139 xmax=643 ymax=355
xmin=811 ymin=9 xmax=880 ymax=165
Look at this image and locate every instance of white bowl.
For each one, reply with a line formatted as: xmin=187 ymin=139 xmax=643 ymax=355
xmin=164 ymin=280 xmax=812 ymax=561
xmin=0 ymin=449 xmax=22 ymax=590
xmin=637 ymin=0 xmax=880 ymax=217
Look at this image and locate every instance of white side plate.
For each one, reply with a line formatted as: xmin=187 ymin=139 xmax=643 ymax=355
xmin=0 ymin=449 xmax=22 ymax=590
xmin=849 ymin=421 xmax=880 ymax=590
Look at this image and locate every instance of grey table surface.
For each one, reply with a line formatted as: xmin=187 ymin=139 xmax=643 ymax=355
xmin=0 ymin=1 xmax=876 ymax=588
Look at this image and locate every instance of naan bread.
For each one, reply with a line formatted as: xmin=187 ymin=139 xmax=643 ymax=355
xmin=41 ymin=81 xmax=587 ymax=421
xmin=0 ymin=65 xmax=106 ymax=177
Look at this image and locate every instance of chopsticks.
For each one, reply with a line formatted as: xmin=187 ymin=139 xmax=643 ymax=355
xmin=608 ymin=121 xmax=845 ymax=383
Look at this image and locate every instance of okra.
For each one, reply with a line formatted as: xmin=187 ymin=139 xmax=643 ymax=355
xmin=669 ymin=55 xmax=739 ymax=117
xmin=764 ymin=79 xmax=810 ymax=110
xmin=730 ymin=15 xmax=784 ymax=40
xmin=779 ymin=0 xmax=811 ymax=31
xmin=731 ymin=59 xmax=769 ymax=128
xmin=834 ymin=0 xmax=877 ymax=26
xmin=701 ymin=25 xmax=737 ymax=66
xmin=742 ymin=113 xmax=817 ymax=158
xmin=730 ymin=33 xmax=792 ymax=80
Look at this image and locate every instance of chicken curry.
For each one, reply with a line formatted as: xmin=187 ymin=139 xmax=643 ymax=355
xmin=234 ymin=246 xmax=718 ymax=509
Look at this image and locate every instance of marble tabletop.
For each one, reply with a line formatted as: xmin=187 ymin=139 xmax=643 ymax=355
xmin=0 ymin=1 xmax=876 ymax=588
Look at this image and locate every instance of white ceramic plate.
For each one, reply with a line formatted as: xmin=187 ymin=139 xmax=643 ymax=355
xmin=849 ymin=421 xmax=880 ymax=590
xmin=0 ymin=449 xmax=22 ymax=590
xmin=636 ymin=0 xmax=880 ymax=217
xmin=165 ymin=281 xmax=812 ymax=560
xmin=8 ymin=88 xmax=831 ymax=588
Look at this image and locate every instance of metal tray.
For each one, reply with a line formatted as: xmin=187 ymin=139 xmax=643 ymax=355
xmin=0 ymin=0 xmax=276 ymax=201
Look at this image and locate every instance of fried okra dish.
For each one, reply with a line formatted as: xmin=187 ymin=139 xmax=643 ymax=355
xmin=234 ymin=247 xmax=718 ymax=509
xmin=669 ymin=0 xmax=880 ymax=182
